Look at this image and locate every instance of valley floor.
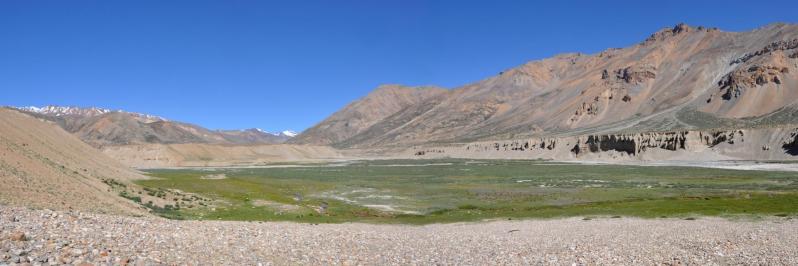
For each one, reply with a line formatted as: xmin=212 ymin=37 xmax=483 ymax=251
xmin=1 ymin=206 xmax=797 ymax=265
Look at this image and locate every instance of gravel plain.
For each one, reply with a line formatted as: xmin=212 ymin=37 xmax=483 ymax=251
xmin=1 ymin=205 xmax=797 ymax=265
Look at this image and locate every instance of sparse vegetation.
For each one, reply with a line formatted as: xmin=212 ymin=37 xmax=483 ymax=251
xmin=119 ymin=191 xmax=141 ymax=203
xmin=137 ymin=159 xmax=798 ymax=224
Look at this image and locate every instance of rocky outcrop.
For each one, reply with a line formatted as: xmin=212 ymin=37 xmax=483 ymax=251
xmin=413 ymin=127 xmax=798 ymax=161
xmin=569 ymin=132 xmax=687 ymax=157
xmin=600 ymin=65 xmax=657 ymax=84
xmin=622 ymin=95 xmax=632 ymax=102
xmin=783 ymin=131 xmax=798 ymax=155
xmin=458 ymin=131 xmax=690 ymax=157
xmin=571 ymin=101 xmax=600 ymax=121
xmin=731 ymin=39 xmax=798 ymax=65
xmin=574 ymin=130 xmax=749 ymax=156
xmin=464 ymin=138 xmax=556 ymax=153
xmin=643 ymin=23 xmax=694 ymax=43
xmin=618 ymin=65 xmax=657 ymax=84
xmin=701 ymin=130 xmax=744 ymax=147
xmin=717 ymin=65 xmax=789 ymax=100
xmin=583 ymin=135 xmax=637 ymax=155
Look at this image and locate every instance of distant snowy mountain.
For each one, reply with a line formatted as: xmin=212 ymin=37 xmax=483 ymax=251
xmin=246 ymin=128 xmax=298 ymax=137
xmin=215 ymin=128 xmax=296 ymax=144
xmin=281 ymin=130 xmax=298 ymax=137
xmin=19 ymin=105 xmax=166 ymax=122
xmin=10 ymin=105 xmax=296 ymax=146
xmin=20 ymin=105 xmax=110 ymax=117
xmin=222 ymin=128 xmax=297 ymax=137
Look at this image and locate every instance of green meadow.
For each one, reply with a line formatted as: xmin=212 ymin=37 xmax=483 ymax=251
xmin=137 ymin=159 xmax=798 ymax=224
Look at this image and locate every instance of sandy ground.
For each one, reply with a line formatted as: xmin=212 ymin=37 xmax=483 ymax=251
xmin=1 ymin=206 xmax=796 ymax=265
xmin=564 ymin=159 xmax=798 ymax=172
xmin=148 ymin=158 xmax=798 ymax=174
xmin=634 ymin=160 xmax=798 ymax=172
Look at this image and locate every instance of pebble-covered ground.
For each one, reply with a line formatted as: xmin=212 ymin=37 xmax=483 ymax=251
xmin=1 ymin=206 xmax=797 ymax=265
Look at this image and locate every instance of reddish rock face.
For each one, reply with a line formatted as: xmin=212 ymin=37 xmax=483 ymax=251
xmin=718 ymin=65 xmax=789 ymax=100
xmin=717 ymin=64 xmax=789 ymax=100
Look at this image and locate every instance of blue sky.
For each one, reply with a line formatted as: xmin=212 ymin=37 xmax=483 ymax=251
xmin=2 ymin=1 xmax=797 ymax=132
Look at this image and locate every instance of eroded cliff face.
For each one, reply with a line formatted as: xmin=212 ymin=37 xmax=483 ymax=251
xmin=410 ymin=127 xmax=798 ymax=161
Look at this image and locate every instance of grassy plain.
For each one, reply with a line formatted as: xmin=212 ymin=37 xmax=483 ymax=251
xmin=136 ymin=159 xmax=798 ymax=224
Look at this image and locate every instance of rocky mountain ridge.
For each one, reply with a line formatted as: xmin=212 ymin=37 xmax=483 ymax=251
xmin=292 ymin=23 xmax=798 ymax=149
xmin=12 ymin=105 xmax=296 ymax=147
xmin=289 ymin=84 xmax=447 ymax=145
xmin=19 ymin=105 xmax=169 ymax=126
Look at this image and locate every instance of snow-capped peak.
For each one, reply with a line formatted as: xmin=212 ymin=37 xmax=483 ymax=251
xmin=18 ymin=105 xmax=110 ymax=117
xmin=253 ymin=129 xmax=297 ymax=137
xmin=15 ymin=105 xmax=167 ymax=122
xmin=281 ymin=130 xmax=298 ymax=137
xmin=254 ymin=129 xmax=297 ymax=137
xmin=235 ymin=128 xmax=296 ymax=138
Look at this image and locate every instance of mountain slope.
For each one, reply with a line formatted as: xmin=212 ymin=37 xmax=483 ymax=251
xmin=288 ymin=84 xmax=447 ymax=146
xmin=0 ymin=108 xmax=148 ymax=215
xmin=293 ymin=23 xmax=798 ymax=148
xmin=16 ymin=106 xmax=294 ymax=147
xmin=214 ymin=128 xmax=293 ymax=144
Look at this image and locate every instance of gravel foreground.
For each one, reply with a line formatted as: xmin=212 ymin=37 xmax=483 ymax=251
xmin=1 ymin=206 xmax=797 ymax=265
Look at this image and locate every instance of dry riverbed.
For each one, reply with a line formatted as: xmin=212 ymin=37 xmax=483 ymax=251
xmin=1 ymin=206 xmax=797 ymax=265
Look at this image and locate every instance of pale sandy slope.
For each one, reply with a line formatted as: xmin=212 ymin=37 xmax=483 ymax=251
xmin=0 ymin=108 xmax=147 ymax=215
xmin=102 ymin=143 xmax=344 ymax=168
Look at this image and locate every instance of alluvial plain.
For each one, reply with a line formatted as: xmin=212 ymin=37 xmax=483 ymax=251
xmin=137 ymin=159 xmax=798 ymax=224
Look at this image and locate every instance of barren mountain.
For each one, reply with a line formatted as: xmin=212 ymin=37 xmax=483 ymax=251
xmin=293 ymin=23 xmax=798 ymax=148
xmin=15 ymin=106 xmax=293 ymax=147
xmin=215 ymin=128 xmax=294 ymax=144
xmin=288 ymin=84 xmax=447 ymax=146
xmin=0 ymin=108 xmax=148 ymax=215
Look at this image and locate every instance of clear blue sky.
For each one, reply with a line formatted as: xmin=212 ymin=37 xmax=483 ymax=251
xmin=2 ymin=0 xmax=796 ymax=132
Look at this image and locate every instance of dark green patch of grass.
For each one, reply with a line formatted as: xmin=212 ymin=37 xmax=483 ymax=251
xmin=119 ymin=191 xmax=141 ymax=203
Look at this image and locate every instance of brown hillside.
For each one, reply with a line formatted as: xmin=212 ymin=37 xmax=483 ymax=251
xmin=0 ymin=108 xmax=148 ymax=215
xmin=293 ymin=23 xmax=798 ymax=148
xmin=288 ymin=84 xmax=447 ymax=146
